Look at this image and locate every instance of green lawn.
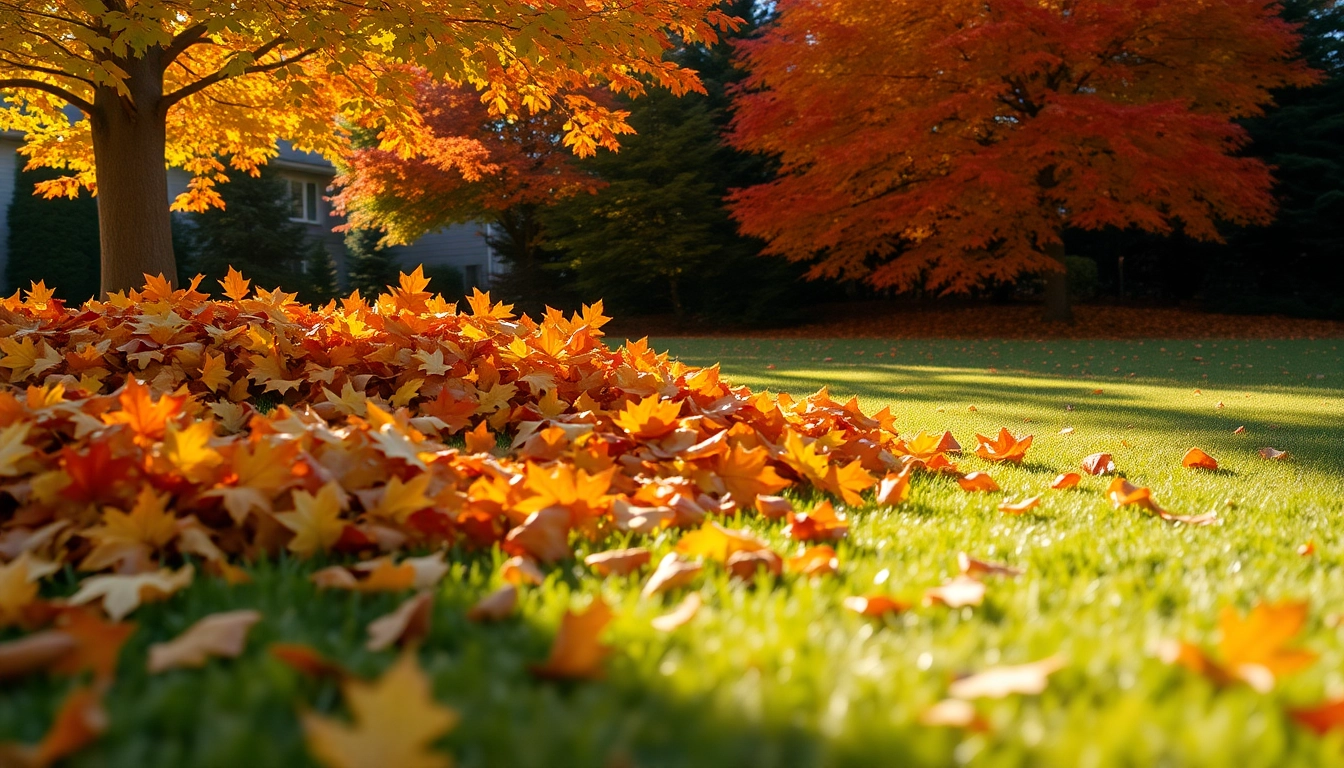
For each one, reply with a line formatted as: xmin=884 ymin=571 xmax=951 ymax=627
xmin=5 ymin=337 xmax=1344 ymax=767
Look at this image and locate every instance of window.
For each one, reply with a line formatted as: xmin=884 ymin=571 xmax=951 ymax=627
xmin=287 ymin=179 xmax=320 ymax=223
xmin=463 ymin=264 xmax=481 ymax=289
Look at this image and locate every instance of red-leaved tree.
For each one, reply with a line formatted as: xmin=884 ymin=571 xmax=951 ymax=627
xmin=729 ymin=0 xmax=1318 ymax=319
xmin=333 ymin=80 xmax=602 ymax=246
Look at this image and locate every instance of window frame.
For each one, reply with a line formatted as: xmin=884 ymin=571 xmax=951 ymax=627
xmin=284 ymin=178 xmax=321 ymax=224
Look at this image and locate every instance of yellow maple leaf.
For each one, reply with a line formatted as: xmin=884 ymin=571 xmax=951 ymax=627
xmin=198 ymin=351 xmax=232 ymax=392
xmin=81 ymin=486 xmax=180 ymax=570
xmin=219 ymin=267 xmax=252 ymax=301
xmin=612 ymin=395 xmax=682 ymax=440
xmin=371 ymin=474 xmax=434 ymax=524
xmin=0 ymin=554 xmax=40 ymax=627
xmin=302 ymin=652 xmax=458 ymax=768
xmin=67 ymin=565 xmax=195 ymax=621
xmin=275 ymin=483 xmax=347 ymax=558
xmin=0 ymin=420 xmax=37 ymax=477
xmin=164 ymin=420 xmax=224 ymax=483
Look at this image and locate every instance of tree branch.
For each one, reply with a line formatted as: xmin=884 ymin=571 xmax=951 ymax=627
xmin=160 ymin=37 xmax=319 ymax=110
xmin=162 ymin=22 xmax=211 ymax=70
xmin=0 ymin=78 xmax=95 ymax=113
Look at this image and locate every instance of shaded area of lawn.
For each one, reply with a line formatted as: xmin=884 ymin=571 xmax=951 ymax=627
xmin=4 ymin=337 xmax=1344 ymax=767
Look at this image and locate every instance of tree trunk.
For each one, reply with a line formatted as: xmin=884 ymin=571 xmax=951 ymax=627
xmin=1042 ymin=240 xmax=1073 ymax=322
xmin=89 ymin=51 xmax=176 ymax=297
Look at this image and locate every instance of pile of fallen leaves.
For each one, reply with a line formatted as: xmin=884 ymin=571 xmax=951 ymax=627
xmin=1 ymin=271 xmax=1339 ymax=765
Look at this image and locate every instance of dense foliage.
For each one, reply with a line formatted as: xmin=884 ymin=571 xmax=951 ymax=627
xmin=728 ymin=0 xmax=1317 ymax=301
xmin=4 ymin=166 xmax=100 ymax=303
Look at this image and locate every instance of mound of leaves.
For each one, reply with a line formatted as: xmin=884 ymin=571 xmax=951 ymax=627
xmin=4 ymin=271 xmax=1340 ymax=764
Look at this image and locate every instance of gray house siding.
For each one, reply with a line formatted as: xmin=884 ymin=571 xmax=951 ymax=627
xmin=1 ymin=136 xmax=498 ymax=295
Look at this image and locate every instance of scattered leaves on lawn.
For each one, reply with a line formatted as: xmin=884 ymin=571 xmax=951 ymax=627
xmin=651 ymin=593 xmax=702 ymax=632
xmin=301 ymin=652 xmax=458 ymax=768
xmin=1162 ymin=601 xmax=1317 ymax=692
xmin=148 ymin=609 xmax=262 ymax=673
xmin=842 ymin=595 xmax=908 ymax=618
xmin=948 ymin=656 xmax=1066 ymax=699
xmin=957 ymin=472 xmax=1000 ymax=492
xmin=925 ymin=575 xmax=987 ymax=608
xmin=466 ymin=585 xmax=518 ymax=623
xmin=530 ymin=598 xmax=614 ymax=680
xmin=974 ymin=428 xmax=1033 ymax=463
xmin=1182 ymin=448 xmax=1218 ymax=470
xmin=1050 ymin=472 xmax=1082 ymax=490
xmin=997 ymin=496 xmax=1041 ymax=515
xmin=366 ymin=592 xmax=434 ymax=652
xmin=1081 ymin=452 xmax=1115 ymax=475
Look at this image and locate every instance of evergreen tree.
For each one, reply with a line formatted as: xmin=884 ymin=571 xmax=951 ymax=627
xmin=179 ymin=168 xmax=335 ymax=301
xmin=1215 ymin=0 xmax=1344 ymax=317
xmin=344 ymin=227 xmax=401 ymax=296
xmin=542 ymin=0 xmax=816 ymax=325
xmin=5 ymin=165 xmax=100 ymax=302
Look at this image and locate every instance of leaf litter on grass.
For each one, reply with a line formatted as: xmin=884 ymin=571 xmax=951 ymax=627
xmin=0 ymin=273 xmax=1340 ymax=764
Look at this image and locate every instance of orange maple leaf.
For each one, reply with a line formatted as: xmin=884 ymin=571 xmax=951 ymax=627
xmin=530 ymin=598 xmax=614 ymax=680
xmin=974 ymin=428 xmax=1033 ymax=463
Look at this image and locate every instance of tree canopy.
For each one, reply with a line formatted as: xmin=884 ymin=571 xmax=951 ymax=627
xmin=0 ymin=0 xmax=736 ymax=293
xmin=728 ymin=0 xmax=1318 ymax=296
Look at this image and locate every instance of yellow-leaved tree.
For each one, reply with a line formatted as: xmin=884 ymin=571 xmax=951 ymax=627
xmin=0 ymin=0 xmax=735 ymax=295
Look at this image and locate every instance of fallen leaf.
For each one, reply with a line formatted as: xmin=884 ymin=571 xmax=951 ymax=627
xmin=366 ymin=592 xmax=434 ymax=652
xmin=67 ymin=565 xmax=194 ymax=621
xmin=466 ymin=585 xmax=517 ymax=622
xmin=675 ymin=521 xmax=768 ymax=562
xmin=784 ymin=500 xmax=849 ymax=541
xmin=919 ymin=699 xmax=987 ymax=730
xmin=957 ymin=553 xmax=1023 ymax=579
xmin=530 ymin=598 xmax=614 ymax=679
xmin=1182 ymin=447 xmax=1218 ymax=470
xmin=1058 ymin=427 xmax=1074 ymax=435
xmin=787 ymin=546 xmax=839 ymax=577
xmin=842 ymin=595 xmax=908 ymax=617
xmin=271 ymin=643 xmax=346 ymax=679
xmin=875 ymin=468 xmax=913 ymax=506
xmin=584 ymin=548 xmax=651 ymax=577
xmin=49 ymin=608 xmax=136 ymax=681
xmin=1050 ymin=472 xmax=1081 ymax=490
xmin=948 ymin=656 xmax=1066 ymax=699
xmin=651 ymin=593 xmax=702 ymax=632
xmin=754 ymin=495 xmax=793 ymax=519
xmin=1298 ymin=541 xmax=1315 ymax=557
xmin=1233 ymin=425 xmax=1246 ymax=434
xmin=1259 ymin=447 xmax=1289 ymax=460
xmin=725 ymin=549 xmax=783 ymax=580
xmin=0 ymin=631 xmax=77 ymax=681
xmin=148 ymin=609 xmax=262 ymax=673
xmin=957 ymin=472 xmax=999 ymax=492
xmin=997 ymin=496 xmax=1041 ymax=515
xmin=503 ymin=506 xmax=571 ymax=564
xmin=302 ymin=651 xmax=458 ymax=768
xmin=1291 ymin=698 xmax=1344 ymax=736
xmin=974 ymin=428 xmax=1033 ymax=463
xmin=500 ymin=556 xmax=544 ymax=586
xmin=1 ymin=685 xmax=108 ymax=768
xmin=924 ymin=575 xmax=987 ymax=608
xmin=641 ymin=553 xmax=702 ymax=598
xmin=1081 ymin=452 xmax=1115 ymax=475
xmin=1164 ymin=601 xmax=1317 ymax=692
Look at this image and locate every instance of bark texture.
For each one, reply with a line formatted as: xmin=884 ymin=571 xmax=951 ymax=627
xmin=89 ymin=50 xmax=176 ymax=297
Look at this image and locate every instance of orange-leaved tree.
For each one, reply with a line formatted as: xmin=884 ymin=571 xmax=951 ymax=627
xmin=0 ymin=1 xmax=735 ymax=296
xmin=728 ymin=0 xmax=1317 ymax=320
xmin=332 ymin=79 xmax=599 ymax=245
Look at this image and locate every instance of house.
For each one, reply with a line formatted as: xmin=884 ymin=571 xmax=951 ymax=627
xmin=0 ymin=130 xmax=501 ymax=294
